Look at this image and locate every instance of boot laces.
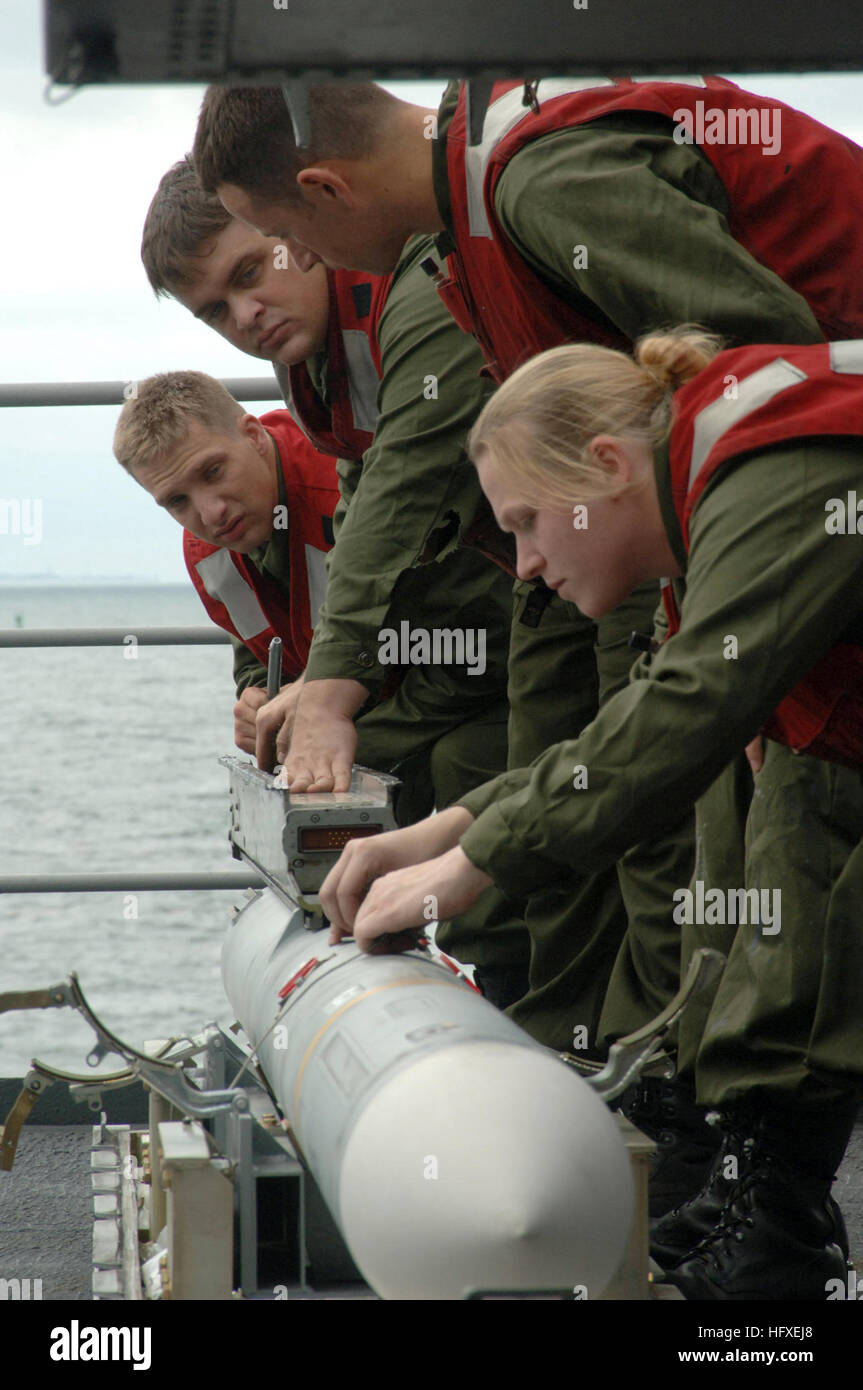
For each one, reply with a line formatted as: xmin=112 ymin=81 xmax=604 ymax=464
xmin=679 ymin=1137 xmax=760 ymax=1256
xmin=689 ymin=1144 xmax=808 ymax=1266
xmin=662 ymin=1127 xmax=755 ymax=1224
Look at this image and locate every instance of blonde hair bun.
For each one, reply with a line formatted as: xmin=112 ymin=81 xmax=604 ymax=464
xmin=636 ymin=327 xmax=723 ymax=394
xmin=467 ymin=327 xmax=723 ymax=511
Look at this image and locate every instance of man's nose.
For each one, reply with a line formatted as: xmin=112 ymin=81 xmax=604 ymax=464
xmin=234 ymin=294 xmax=265 ymax=332
xmin=198 ymin=493 xmax=229 ymax=529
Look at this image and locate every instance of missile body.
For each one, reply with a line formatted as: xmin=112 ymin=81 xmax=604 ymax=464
xmin=222 ymin=887 xmax=633 ymax=1300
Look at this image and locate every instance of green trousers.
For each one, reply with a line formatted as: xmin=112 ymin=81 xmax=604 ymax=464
xmin=679 ymin=740 xmax=863 ymax=1111
xmin=354 ymin=682 xmax=511 ymax=827
xmin=467 ymin=577 xmax=695 ymax=1052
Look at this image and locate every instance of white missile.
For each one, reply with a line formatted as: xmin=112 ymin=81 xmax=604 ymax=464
xmin=222 ymin=887 xmax=633 ymax=1300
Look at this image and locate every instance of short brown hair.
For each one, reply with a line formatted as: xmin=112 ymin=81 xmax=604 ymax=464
xmin=114 ymin=371 xmax=245 ymax=476
xmin=141 ymin=157 xmax=233 ymax=297
xmin=193 ymin=83 xmax=397 ymax=202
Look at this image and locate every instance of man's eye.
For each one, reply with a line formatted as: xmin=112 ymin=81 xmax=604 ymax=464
xmin=205 ymin=465 xmax=222 ymax=481
xmin=239 ymin=263 xmax=259 ymax=285
xmin=166 ymin=497 xmax=185 ymax=511
xmin=516 ymin=513 xmax=535 ymax=532
xmin=204 ymin=302 xmax=226 ymax=324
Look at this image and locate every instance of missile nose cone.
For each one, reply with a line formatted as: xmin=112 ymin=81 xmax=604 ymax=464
xmin=339 ymin=1041 xmax=633 ymax=1300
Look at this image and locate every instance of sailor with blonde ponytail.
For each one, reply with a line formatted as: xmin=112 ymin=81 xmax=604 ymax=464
xmin=468 ymin=328 xmax=722 ymax=510
xmin=322 ymin=329 xmax=863 ymax=1302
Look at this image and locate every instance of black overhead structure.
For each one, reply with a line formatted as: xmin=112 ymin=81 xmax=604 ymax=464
xmin=43 ymin=1 xmax=859 ymax=86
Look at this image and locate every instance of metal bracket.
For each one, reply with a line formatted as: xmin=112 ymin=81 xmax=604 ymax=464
xmin=0 ymin=980 xmax=76 ymax=1014
xmin=577 ymin=948 xmax=726 ymax=1103
xmin=465 ymin=77 xmax=494 ymax=145
xmin=0 ymin=976 xmax=253 ymax=1170
xmin=0 ymin=1074 xmax=47 ymax=1171
xmin=281 ymin=81 xmax=312 ymax=150
xmin=223 ymin=757 xmax=399 ymax=903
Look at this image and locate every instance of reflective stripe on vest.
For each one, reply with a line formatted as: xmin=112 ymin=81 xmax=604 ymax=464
xmin=342 ymin=329 xmax=380 ymax=433
xmin=305 ymin=544 xmax=328 ymax=628
xmin=688 ymin=357 xmax=809 ymax=490
xmin=466 ymin=79 xmax=612 ymax=237
xmin=194 ymin=549 xmax=270 ymax=640
xmin=829 ymin=339 xmax=863 ymax=374
xmin=629 ymin=76 xmax=707 ymax=86
xmin=464 ymin=76 xmax=708 ymax=238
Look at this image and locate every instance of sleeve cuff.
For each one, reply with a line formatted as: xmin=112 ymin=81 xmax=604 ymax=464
xmin=459 ymin=804 xmax=562 ymax=900
xmin=304 ymin=641 xmax=384 ymax=695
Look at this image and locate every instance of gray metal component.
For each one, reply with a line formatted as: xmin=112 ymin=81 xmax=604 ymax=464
xmin=10 ymin=975 xmax=251 ymax=1123
xmin=90 ymin=1124 xmax=143 ymax=1300
xmin=222 ymin=755 xmax=399 ymax=899
xmin=203 ymin=1024 xmax=310 ymax=1297
xmin=222 ymin=887 xmax=634 ymax=1300
xmin=131 ymin=1064 xmax=248 ymax=1122
xmin=0 ymin=627 xmax=230 ymax=648
xmin=282 ymin=80 xmax=312 ymax=149
xmin=159 ymin=1121 xmax=234 ymax=1300
xmin=147 ymin=1091 xmax=169 ymax=1242
xmin=584 ymin=948 xmax=726 ymax=1102
xmin=0 ymin=981 xmax=75 ymax=1013
xmin=0 ymin=377 xmax=280 ymax=407
xmin=266 ymin=635 xmax=283 ymax=700
xmin=43 ymin=2 xmax=860 ymax=82
xmin=0 ymin=870 xmax=264 ymax=893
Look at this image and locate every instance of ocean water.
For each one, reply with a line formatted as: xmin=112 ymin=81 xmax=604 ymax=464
xmin=0 ymin=584 xmax=244 ymax=1076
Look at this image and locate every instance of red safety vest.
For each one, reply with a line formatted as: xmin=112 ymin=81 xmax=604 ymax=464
xmin=662 ymin=340 xmax=863 ymax=769
xmin=437 ymin=77 xmax=863 ymax=381
xmin=284 ymin=264 xmax=519 ymax=576
xmin=183 ymin=411 xmax=340 ymax=678
xmin=286 ymin=269 xmax=388 ymax=461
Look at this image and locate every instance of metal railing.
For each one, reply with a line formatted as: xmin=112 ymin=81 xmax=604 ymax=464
xmin=0 ymin=872 xmax=264 ymax=894
xmin=0 ymin=627 xmax=231 ymax=648
xmin=1 ymin=376 xmax=278 ymax=896
xmin=0 ymin=378 xmax=281 ymax=408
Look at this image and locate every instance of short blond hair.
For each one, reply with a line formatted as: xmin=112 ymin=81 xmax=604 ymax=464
xmin=468 ymin=328 xmax=722 ymax=509
xmin=113 ymin=371 xmax=245 ymax=475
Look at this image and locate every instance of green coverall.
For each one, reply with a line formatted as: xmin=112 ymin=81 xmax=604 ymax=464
xmin=233 ymin=234 xmax=523 ymax=945
xmin=429 ymin=89 xmax=863 ymax=1058
xmin=456 ymin=432 xmax=863 ymax=1121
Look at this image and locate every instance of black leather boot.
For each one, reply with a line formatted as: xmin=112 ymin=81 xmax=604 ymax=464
xmin=663 ymin=1142 xmax=849 ymax=1300
xmin=618 ymin=1076 xmax=721 ymax=1217
xmin=650 ymin=1115 xmax=752 ymax=1270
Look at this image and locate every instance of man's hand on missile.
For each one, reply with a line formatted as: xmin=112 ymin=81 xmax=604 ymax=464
xmin=255 ymin=674 xmax=306 ymax=772
xmin=233 ymin=686 xmax=269 ymax=754
xmin=281 ymin=678 xmax=369 ymax=793
xmin=349 ymin=847 xmax=493 ymax=953
xmin=322 ymin=807 xmax=476 ymax=942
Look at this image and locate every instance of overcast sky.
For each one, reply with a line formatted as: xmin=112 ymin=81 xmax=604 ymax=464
xmin=2 ymin=1 xmax=863 ymax=581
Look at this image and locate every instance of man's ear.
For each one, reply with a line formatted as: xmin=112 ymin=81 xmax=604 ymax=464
xmin=239 ymin=414 xmax=270 ymax=456
xmin=296 ymin=166 xmax=357 ymax=209
xmin=588 ymin=435 xmax=634 ymax=494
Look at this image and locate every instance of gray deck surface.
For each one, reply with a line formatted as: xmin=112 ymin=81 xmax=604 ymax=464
xmin=0 ymin=1126 xmax=94 ymax=1300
